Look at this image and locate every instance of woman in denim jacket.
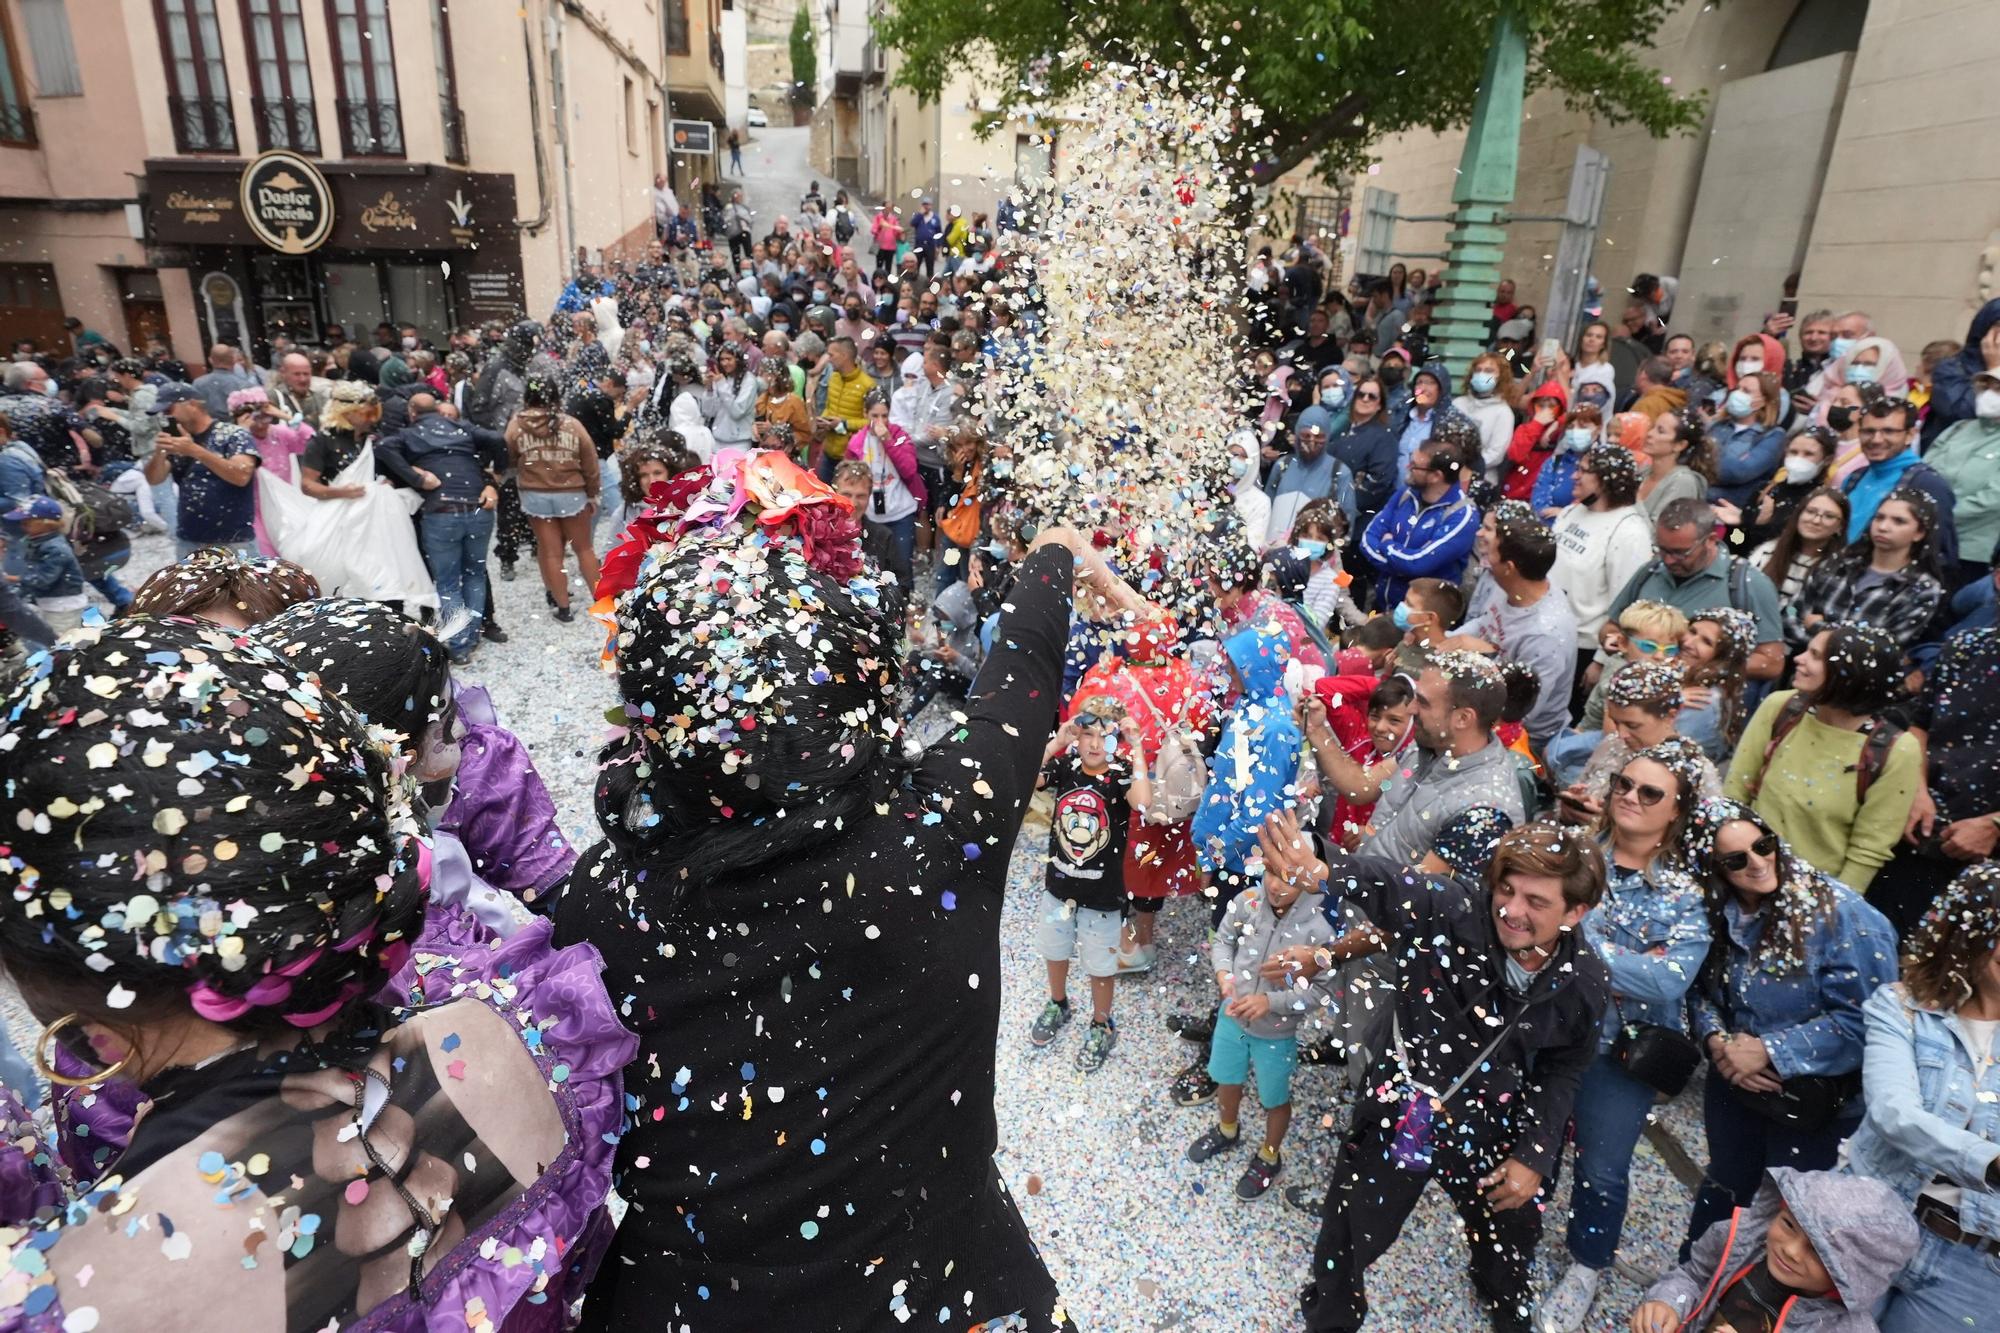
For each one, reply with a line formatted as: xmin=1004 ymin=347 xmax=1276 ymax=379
xmin=1680 ymin=797 xmax=1899 ymax=1258
xmin=1539 ymin=740 xmax=1714 ymax=1333
xmin=1850 ymin=863 xmax=2000 ymax=1332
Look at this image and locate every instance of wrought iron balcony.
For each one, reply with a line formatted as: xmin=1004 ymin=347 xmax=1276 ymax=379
xmin=0 ymin=101 xmax=33 ymax=146
xmin=335 ymin=97 xmax=404 ymax=157
xmin=250 ymin=95 xmax=318 ymax=154
xmin=441 ymin=99 xmax=468 ymax=164
xmin=167 ymin=93 xmax=237 ymax=154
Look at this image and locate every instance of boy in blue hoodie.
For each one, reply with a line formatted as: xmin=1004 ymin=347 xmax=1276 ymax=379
xmin=4 ymin=496 xmax=87 ymax=638
xmin=1190 ymin=621 xmax=1304 ymax=902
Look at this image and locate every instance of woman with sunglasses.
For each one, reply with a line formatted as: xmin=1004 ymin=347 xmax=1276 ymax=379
xmin=1679 ymin=797 xmax=1898 ymax=1259
xmin=1539 ymin=741 xmax=1713 ymax=1332
xmin=1724 ymin=622 xmax=1920 ymax=891
xmin=1849 ymin=863 xmax=2000 ymax=1332
xmin=1331 ymin=373 xmax=1399 ymax=524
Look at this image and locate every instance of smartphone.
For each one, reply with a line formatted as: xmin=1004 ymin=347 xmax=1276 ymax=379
xmin=1538 ymin=337 xmax=1561 ymax=364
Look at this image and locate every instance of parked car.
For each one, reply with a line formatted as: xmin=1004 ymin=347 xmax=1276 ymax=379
xmin=747 ymin=106 xmax=769 ymax=128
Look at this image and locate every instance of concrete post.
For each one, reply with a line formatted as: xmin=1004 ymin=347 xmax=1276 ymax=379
xmin=1429 ymin=4 xmax=1527 ymax=375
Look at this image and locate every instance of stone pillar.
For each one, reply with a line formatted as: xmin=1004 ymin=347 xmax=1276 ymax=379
xmin=1429 ymin=5 xmax=1527 ymax=375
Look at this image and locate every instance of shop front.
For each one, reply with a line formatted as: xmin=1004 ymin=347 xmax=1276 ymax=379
xmin=141 ymin=153 xmax=528 ymax=356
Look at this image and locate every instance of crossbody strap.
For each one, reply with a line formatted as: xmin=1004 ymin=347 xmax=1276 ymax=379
xmin=1392 ymin=1001 xmax=1524 ymax=1107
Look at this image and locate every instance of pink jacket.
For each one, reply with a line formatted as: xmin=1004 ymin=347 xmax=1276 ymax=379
xmin=845 ymin=422 xmax=928 ymax=505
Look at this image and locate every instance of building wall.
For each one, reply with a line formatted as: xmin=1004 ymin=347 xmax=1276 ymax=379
xmin=1342 ymin=0 xmax=1999 ymax=356
xmin=722 ymin=7 xmax=749 ymax=129
xmin=1795 ymin=0 xmax=2000 ymax=348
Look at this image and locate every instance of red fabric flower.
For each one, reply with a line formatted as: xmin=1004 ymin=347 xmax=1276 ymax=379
xmin=791 ymin=501 xmax=863 ymax=582
xmin=593 ymin=466 xmax=715 ymax=601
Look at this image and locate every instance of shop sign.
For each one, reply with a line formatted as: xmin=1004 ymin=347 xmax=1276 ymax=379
xmin=670 ymin=119 xmax=715 ymax=154
xmin=166 ymin=189 xmax=234 ymax=226
xmin=240 ymin=150 xmax=334 ymax=255
xmin=359 ymin=190 xmax=420 ymax=235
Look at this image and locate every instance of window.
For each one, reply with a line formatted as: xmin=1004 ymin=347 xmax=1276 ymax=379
xmin=0 ymin=3 xmax=33 ymax=144
xmin=429 ymin=0 xmax=465 ymax=163
xmin=623 ymin=76 xmax=635 ymax=155
xmin=242 ymin=0 xmax=317 ymax=152
xmin=326 ymin=0 xmax=402 ymax=156
xmin=19 ymin=0 xmax=80 ymax=97
xmin=154 ymin=0 xmax=235 ymax=153
xmin=664 ymin=0 xmax=688 ymax=56
xmin=0 ymin=262 xmax=66 ymax=354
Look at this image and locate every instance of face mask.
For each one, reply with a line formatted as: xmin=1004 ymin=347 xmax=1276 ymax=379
xmin=983 ymin=541 xmax=1009 ymax=560
xmin=1228 ymin=455 xmax=1251 ymax=480
xmin=1825 ymin=405 xmax=1856 ymax=432
xmin=1562 ymin=427 xmax=1594 ymax=452
xmin=1297 ymin=539 xmax=1329 ymax=560
xmin=1734 ymin=358 xmax=1762 ymax=379
xmin=1379 ymin=365 xmax=1406 ymax=387
xmin=895 ymin=310 xmax=910 ymax=324
xmin=1830 ymin=337 xmax=1856 ymax=362
xmin=1392 ymin=603 xmax=1415 ymax=632
xmin=1469 ymin=371 xmax=1497 ymax=395
xmin=1977 ymin=388 xmax=2000 ymax=421
xmin=39 ymin=380 xmax=57 ymax=397
xmin=1845 ymin=362 xmax=1878 ymax=386
xmin=989 ymin=459 xmax=1013 ymax=479
xmin=772 ymin=322 xmax=789 ymax=333
xmin=1782 ymin=455 xmax=1822 ymax=483
xmin=813 ymin=289 xmax=830 ymax=303
xmin=1725 ymin=389 xmax=1755 ymax=420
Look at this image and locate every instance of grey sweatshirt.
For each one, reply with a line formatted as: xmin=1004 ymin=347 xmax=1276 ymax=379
xmin=1210 ymin=887 xmax=1341 ymax=1040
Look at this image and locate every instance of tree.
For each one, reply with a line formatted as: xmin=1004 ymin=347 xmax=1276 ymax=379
xmin=789 ymin=6 xmax=816 ymax=106
xmin=874 ymin=0 xmax=1706 ymax=190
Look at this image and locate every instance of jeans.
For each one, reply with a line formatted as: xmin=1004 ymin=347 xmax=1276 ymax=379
xmin=175 ymin=538 xmax=257 ymax=560
xmin=420 ymin=509 xmax=495 ymax=653
xmin=595 ymin=453 xmax=623 ymax=546
xmin=0 ymin=581 xmax=53 ymax=652
xmin=1878 ymin=1226 xmax=2000 ymax=1333
xmin=875 ymin=513 xmax=916 ymax=566
xmin=1682 ymin=1067 xmax=1858 ymax=1259
xmin=1565 ymin=1052 xmax=1662 ymax=1269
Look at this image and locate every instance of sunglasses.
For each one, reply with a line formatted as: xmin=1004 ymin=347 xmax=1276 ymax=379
xmin=1611 ymin=773 xmax=1670 ymax=807
xmin=1074 ymin=710 xmax=1116 ymax=729
xmin=1354 ymin=390 xmax=1381 ymax=401
xmin=1716 ymin=832 xmax=1780 ymax=874
xmin=1629 ymin=638 xmax=1680 ymax=658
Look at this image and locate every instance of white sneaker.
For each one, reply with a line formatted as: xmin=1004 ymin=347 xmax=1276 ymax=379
xmin=1114 ymin=945 xmax=1156 ymax=974
xmin=1535 ymin=1263 xmax=1600 ymax=1333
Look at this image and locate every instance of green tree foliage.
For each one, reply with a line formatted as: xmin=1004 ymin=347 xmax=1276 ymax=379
xmin=789 ymin=6 xmax=816 ymax=103
xmin=873 ymin=0 xmax=1706 ymax=187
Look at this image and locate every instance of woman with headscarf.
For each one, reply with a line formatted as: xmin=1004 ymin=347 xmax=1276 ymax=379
xmin=552 ymin=451 xmax=1143 ymax=1331
xmin=1821 ymin=335 xmax=1913 ymax=400
xmin=1678 ymin=796 xmax=1898 ymax=1258
xmin=0 ymin=617 xmax=632 ymax=1328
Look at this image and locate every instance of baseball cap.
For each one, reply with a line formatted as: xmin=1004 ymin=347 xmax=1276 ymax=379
xmin=5 ymin=495 xmax=62 ymax=522
xmin=1496 ymin=318 xmax=1534 ymax=342
xmin=151 ymin=382 xmax=201 ymax=407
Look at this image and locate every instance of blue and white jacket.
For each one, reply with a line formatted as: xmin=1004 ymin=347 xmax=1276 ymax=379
xmin=1360 ymin=483 xmax=1478 ymax=612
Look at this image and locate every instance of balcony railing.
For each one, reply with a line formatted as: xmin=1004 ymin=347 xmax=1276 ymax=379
xmin=336 ymin=97 xmax=404 ymax=157
xmin=250 ymin=95 xmax=318 ymax=154
xmin=167 ymin=93 xmax=237 ymax=154
xmin=709 ymin=30 xmax=724 ymax=73
xmin=440 ymin=99 xmax=468 ymax=164
xmin=0 ymin=101 xmax=33 ymax=147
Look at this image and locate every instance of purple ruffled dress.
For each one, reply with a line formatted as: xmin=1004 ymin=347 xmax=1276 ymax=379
xmin=442 ymin=686 xmax=577 ymax=908
xmin=0 ymin=918 xmax=634 ymax=1332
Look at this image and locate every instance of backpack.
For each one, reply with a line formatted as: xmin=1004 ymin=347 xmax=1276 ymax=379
xmin=1128 ymin=685 xmax=1209 ymax=824
xmin=45 ymin=470 xmax=136 ymax=543
xmin=1746 ymin=692 xmax=1902 ymax=802
xmin=834 ymin=209 xmax=856 ymax=244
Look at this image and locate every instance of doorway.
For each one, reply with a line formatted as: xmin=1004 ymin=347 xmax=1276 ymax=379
xmin=116 ymin=269 xmax=170 ymax=353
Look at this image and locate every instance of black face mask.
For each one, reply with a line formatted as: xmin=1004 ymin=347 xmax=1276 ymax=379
xmin=1826 ymin=405 xmax=1856 ymax=432
xmin=1379 ymin=365 xmax=1407 ymax=387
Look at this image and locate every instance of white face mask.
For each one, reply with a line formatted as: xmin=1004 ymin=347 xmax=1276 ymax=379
xmin=1782 ymin=455 xmax=1822 ymax=483
xmin=1734 ymin=358 xmax=1762 ymax=379
xmin=1978 ymin=388 xmax=2000 ymax=421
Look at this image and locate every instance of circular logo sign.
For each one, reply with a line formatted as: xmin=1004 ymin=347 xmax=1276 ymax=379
xmin=239 ymin=150 xmax=334 ymax=255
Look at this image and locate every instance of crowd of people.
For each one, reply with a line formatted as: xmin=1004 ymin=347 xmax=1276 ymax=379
xmin=0 ymin=169 xmax=1996 ymax=1333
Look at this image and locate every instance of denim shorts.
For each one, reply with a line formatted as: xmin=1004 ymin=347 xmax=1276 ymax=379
xmin=1206 ymin=1010 xmax=1300 ymax=1105
xmin=1034 ymin=891 xmax=1123 ymax=978
xmin=519 ymin=489 xmax=588 ymax=520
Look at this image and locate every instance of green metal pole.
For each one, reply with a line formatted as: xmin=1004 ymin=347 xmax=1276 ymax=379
xmin=1429 ymin=4 xmax=1527 ymax=375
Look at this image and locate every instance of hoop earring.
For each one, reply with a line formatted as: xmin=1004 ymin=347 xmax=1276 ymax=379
xmin=32 ymin=1013 xmax=132 ymax=1088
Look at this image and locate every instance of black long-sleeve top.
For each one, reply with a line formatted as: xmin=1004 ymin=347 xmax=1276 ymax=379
xmin=552 ymin=544 xmax=1075 ymax=1331
xmin=1326 ymin=849 xmax=1611 ymax=1177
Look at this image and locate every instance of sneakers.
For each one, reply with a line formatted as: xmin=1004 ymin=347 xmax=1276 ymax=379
xmin=1113 ymin=944 xmax=1156 ymax=975
xmin=481 ymin=621 xmax=510 ymax=644
xmin=1168 ymin=1063 xmax=1218 ymax=1106
xmin=1533 ymin=1263 xmax=1600 ymax=1333
xmin=1028 ymin=999 xmax=1071 ymax=1048
xmin=1235 ymin=1149 xmax=1282 ymax=1200
xmin=1282 ymin=1183 xmax=1322 ymax=1222
xmin=1167 ymin=1012 xmax=1215 ymax=1044
xmin=1074 ymin=1020 xmax=1118 ymax=1071
xmin=448 ymin=647 xmax=474 ymax=667
xmin=1185 ymin=1125 xmax=1242 ymax=1163
xmin=498 ymin=560 xmax=517 ymax=582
